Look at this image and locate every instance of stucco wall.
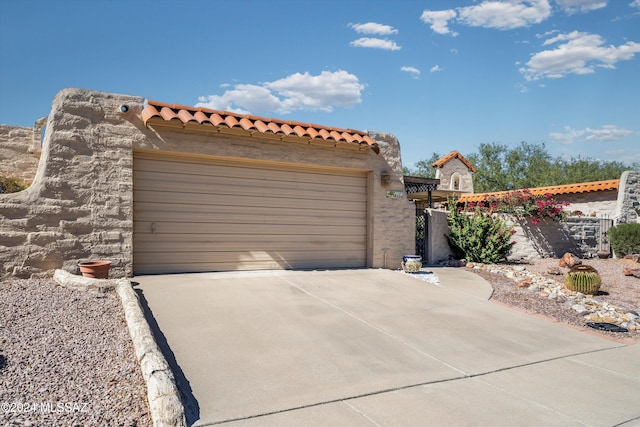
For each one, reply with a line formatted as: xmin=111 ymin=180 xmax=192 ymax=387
xmin=556 ymin=191 xmax=618 ymax=218
xmin=425 ymin=208 xmax=453 ymax=264
xmin=0 ymin=88 xmax=414 ymax=278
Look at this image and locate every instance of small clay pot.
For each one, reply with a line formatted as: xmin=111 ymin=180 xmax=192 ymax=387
xmin=79 ymin=261 xmax=111 ymax=279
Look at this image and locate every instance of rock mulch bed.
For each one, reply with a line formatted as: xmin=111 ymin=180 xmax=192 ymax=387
xmin=0 ymin=278 xmax=151 ymax=426
xmin=469 ymin=259 xmax=640 ymax=341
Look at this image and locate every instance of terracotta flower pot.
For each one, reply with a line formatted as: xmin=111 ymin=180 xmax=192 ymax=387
xmin=79 ymin=261 xmax=111 ymax=279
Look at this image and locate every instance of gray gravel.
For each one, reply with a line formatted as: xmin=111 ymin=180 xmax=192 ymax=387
xmin=472 ymin=257 xmax=640 ymax=341
xmin=0 ymin=277 xmax=151 ymax=426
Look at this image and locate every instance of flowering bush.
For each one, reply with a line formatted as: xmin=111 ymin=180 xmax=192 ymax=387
xmin=447 ymin=201 xmax=516 ymax=263
xmin=460 ymin=189 xmax=570 ymax=224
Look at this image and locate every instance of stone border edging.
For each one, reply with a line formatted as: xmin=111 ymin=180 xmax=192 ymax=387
xmin=53 ymin=270 xmax=187 ymax=427
xmin=53 ymin=269 xmax=118 ymax=293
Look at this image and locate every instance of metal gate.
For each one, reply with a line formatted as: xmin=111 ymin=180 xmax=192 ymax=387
xmin=598 ymin=215 xmax=614 ymax=256
xmin=415 ymin=206 xmax=427 ymax=260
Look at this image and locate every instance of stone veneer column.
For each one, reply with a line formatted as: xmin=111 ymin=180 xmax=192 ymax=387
xmin=615 ymin=171 xmax=640 ymax=224
xmin=368 ymin=132 xmax=416 ymax=268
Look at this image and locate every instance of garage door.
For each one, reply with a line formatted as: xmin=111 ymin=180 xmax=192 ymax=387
xmin=133 ymin=151 xmax=368 ymax=274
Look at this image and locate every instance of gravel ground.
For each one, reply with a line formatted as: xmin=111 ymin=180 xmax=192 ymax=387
xmin=471 ymin=257 xmax=640 ymax=342
xmin=0 ymin=278 xmax=151 ymax=427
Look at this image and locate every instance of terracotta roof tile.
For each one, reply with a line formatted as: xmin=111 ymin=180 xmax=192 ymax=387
xmin=458 ymin=179 xmax=620 ymax=203
xmin=253 ymin=120 xmax=269 ymax=133
xmin=432 ymin=151 xmax=477 ymax=172
xmin=142 ymin=100 xmax=379 ymax=154
xmin=193 ymin=111 xmax=210 ymax=124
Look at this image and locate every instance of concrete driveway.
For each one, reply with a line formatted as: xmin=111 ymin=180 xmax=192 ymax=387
xmin=135 ymin=268 xmax=640 ymax=426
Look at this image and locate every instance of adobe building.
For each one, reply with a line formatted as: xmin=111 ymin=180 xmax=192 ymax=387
xmin=0 ymin=88 xmax=415 ymax=278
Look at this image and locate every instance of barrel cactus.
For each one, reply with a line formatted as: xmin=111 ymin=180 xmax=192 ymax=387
xmin=565 ymin=264 xmax=601 ymax=294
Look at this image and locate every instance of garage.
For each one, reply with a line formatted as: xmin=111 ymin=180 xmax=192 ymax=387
xmin=133 ymin=150 xmax=368 ymax=274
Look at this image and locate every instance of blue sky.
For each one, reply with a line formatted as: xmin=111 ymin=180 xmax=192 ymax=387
xmin=1 ymin=0 xmax=639 ymax=169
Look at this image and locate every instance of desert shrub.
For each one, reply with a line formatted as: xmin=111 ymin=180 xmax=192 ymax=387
xmin=0 ymin=175 xmax=28 ymax=194
xmin=609 ymin=223 xmax=640 ymax=257
xmin=446 ymin=200 xmax=515 ymax=264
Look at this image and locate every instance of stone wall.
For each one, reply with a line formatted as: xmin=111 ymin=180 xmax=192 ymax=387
xmin=424 ymin=211 xmax=609 ymax=263
xmin=615 ymin=171 xmax=640 ymax=224
xmin=426 ymin=173 xmax=632 ymax=263
xmin=0 ymin=89 xmax=145 ymax=278
xmin=0 ymin=121 xmax=44 ymax=182
xmin=0 ymin=88 xmax=414 ymax=278
xmin=507 ymin=216 xmax=606 ymax=260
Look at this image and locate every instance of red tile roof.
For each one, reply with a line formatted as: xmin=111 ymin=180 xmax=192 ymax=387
xmin=458 ymin=179 xmax=620 ymax=203
xmin=141 ymin=100 xmax=379 ymax=154
xmin=432 ymin=151 xmax=477 ymax=172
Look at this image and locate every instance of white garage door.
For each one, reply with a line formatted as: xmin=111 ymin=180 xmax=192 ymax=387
xmin=133 ymin=151 xmax=368 ymax=274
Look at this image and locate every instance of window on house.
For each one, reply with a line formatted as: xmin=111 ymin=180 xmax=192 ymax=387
xmin=452 ymin=175 xmax=460 ymax=190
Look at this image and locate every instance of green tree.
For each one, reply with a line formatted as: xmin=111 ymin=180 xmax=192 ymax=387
xmin=558 ymin=157 xmax=633 ymax=184
xmin=409 ymin=142 xmax=637 ymax=193
xmin=461 ymin=142 xmax=634 ymax=192
xmin=467 ymin=142 xmax=557 ymax=192
xmin=403 ymin=152 xmax=442 ymax=178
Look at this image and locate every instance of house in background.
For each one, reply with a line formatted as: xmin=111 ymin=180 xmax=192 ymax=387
xmin=432 ymin=150 xmax=476 ymax=194
xmin=404 ymin=150 xmax=477 ymax=210
xmin=458 ymin=179 xmax=621 ymax=219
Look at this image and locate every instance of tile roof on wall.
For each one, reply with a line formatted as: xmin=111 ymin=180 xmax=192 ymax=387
xmin=458 ymin=179 xmax=620 ymax=203
xmin=141 ymin=100 xmax=379 ymax=154
xmin=432 ymin=151 xmax=477 ymax=172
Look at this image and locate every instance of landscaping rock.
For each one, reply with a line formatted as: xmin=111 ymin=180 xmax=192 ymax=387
xmin=559 ymin=252 xmax=582 ymax=268
xmin=623 ymin=254 xmax=640 ymax=263
xmin=546 ymin=266 xmax=562 ymax=275
xmin=572 ymin=304 xmax=587 ymax=314
xmin=471 ymin=262 xmax=640 ymax=333
xmin=623 ymin=267 xmax=640 ymax=278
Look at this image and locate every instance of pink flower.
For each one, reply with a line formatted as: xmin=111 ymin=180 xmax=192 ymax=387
xmin=531 ymin=218 xmax=540 ymax=225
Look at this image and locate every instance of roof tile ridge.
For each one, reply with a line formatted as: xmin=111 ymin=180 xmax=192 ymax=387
xmin=147 ymin=100 xmax=371 ymax=137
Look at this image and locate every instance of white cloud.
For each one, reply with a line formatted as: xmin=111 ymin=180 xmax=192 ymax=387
xmin=520 ymin=31 xmax=640 ymax=80
xmin=457 ymin=0 xmax=552 ymax=30
xmin=196 ymin=70 xmax=365 ymax=115
xmin=631 ymin=0 xmax=640 ymax=9
xmin=549 ymin=125 xmax=633 ymax=144
xmin=549 ymin=126 xmax=584 ymax=144
xmin=349 ymin=22 xmax=398 ymax=35
xmin=420 ymin=9 xmax=458 ymax=35
xmin=401 ymin=66 xmax=421 ymax=78
xmin=350 ymin=37 xmax=401 ymax=50
xmin=430 ymin=65 xmax=443 ymax=72
xmin=421 ymin=1 xmax=551 ymax=35
xmin=554 ymin=0 xmax=607 ymax=14
xmin=584 ymin=125 xmax=633 ymax=141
